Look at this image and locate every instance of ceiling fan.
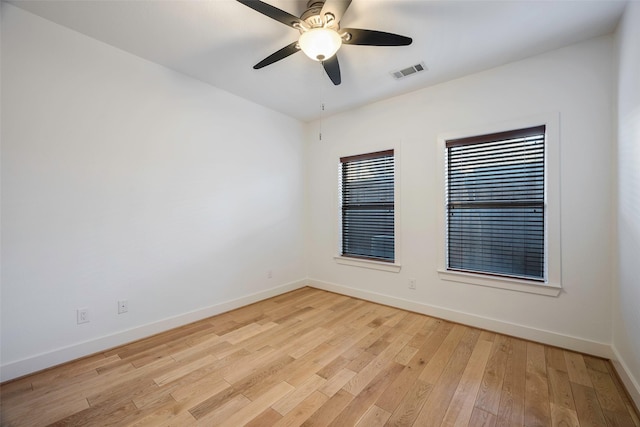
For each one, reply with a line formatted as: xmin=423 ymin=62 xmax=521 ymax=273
xmin=236 ymin=0 xmax=412 ymax=85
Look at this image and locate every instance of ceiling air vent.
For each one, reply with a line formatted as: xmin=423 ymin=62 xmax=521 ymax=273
xmin=391 ymin=62 xmax=427 ymax=80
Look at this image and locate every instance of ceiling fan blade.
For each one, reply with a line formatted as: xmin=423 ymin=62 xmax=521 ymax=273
xmin=342 ymin=28 xmax=412 ymax=46
xmin=322 ymin=55 xmax=341 ymax=85
xmin=236 ymin=0 xmax=304 ymax=29
xmin=320 ymin=0 xmax=352 ymax=25
xmin=254 ymin=41 xmax=301 ymax=69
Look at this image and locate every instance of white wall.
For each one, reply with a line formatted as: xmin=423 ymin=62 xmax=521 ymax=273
xmin=1 ymin=4 xmax=307 ymax=380
xmin=614 ymin=0 xmax=640 ymax=406
xmin=307 ymin=35 xmax=615 ymax=356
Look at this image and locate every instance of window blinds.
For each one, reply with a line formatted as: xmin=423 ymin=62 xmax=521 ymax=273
xmin=340 ymin=150 xmax=395 ymax=262
xmin=446 ymin=126 xmax=545 ymax=280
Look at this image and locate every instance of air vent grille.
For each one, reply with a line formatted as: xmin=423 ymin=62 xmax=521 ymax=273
xmin=391 ymin=62 xmax=427 ymax=80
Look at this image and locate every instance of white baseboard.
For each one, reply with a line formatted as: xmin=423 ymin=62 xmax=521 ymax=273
xmin=0 ymin=279 xmax=307 ymax=382
xmin=611 ymin=346 xmax=640 ymax=410
xmin=307 ymin=278 xmax=613 ymax=359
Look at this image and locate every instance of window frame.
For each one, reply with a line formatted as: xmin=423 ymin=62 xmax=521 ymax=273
xmin=340 ymin=149 xmax=395 ymax=262
xmin=446 ymin=125 xmax=546 ymax=281
xmin=437 ymin=114 xmax=562 ymax=296
xmin=334 ymin=145 xmax=401 ymax=273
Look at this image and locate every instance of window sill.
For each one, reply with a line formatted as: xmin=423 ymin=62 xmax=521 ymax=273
xmin=334 ymin=256 xmax=402 ymax=273
xmin=438 ymin=269 xmax=561 ymax=296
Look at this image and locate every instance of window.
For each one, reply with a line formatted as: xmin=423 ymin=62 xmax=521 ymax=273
xmin=340 ymin=150 xmax=395 ymax=262
xmin=446 ymin=126 xmax=545 ymax=281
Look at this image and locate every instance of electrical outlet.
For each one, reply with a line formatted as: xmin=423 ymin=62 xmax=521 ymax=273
xmin=118 ymin=300 xmax=128 ymax=314
xmin=409 ymin=278 xmax=417 ymax=290
xmin=267 ymin=270 xmax=273 ymax=279
xmin=77 ymin=308 xmax=89 ymax=324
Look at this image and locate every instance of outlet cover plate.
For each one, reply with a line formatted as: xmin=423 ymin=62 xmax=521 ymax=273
xmin=118 ymin=300 xmax=128 ymax=314
xmin=77 ymin=308 xmax=89 ymax=324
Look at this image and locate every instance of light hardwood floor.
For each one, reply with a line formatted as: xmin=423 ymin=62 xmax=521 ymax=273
xmin=1 ymin=287 xmax=638 ymax=426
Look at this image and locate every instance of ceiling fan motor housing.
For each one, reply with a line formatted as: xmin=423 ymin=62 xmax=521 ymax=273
xmin=301 ymin=0 xmax=338 ymax=30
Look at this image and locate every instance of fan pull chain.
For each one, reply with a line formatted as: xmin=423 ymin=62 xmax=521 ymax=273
xmin=319 ymin=62 xmax=324 ymax=141
xmin=320 ymin=103 xmax=325 ymax=141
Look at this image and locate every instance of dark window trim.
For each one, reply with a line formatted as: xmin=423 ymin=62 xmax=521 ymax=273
xmin=446 ymin=125 xmax=546 ymax=148
xmin=340 ymin=149 xmax=394 ymax=164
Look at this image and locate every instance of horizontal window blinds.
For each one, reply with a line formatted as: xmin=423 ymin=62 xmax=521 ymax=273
xmin=446 ymin=126 xmax=545 ymax=280
xmin=340 ymin=150 xmax=394 ymax=262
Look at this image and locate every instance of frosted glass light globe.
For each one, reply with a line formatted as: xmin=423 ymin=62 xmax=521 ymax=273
xmin=299 ymin=28 xmax=342 ymax=61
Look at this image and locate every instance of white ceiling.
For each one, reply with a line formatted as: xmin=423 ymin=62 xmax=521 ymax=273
xmin=8 ymin=0 xmax=627 ymax=122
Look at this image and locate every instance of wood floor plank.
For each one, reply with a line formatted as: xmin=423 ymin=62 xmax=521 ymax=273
xmin=12 ymin=367 xmax=100 ymax=404
xmin=418 ymin=323 xmax=468 ymax=384
xmin=343 ymin=332 xmax=411 ymax=396
xmin=470 ymin=406 xmax=498 ymax=426
xmin=287 ymin=327 xmax=335 ymax=359
xmin=218 ymin=381 xmax=294 ymax=427
xmin=479 ymin=330 xmax=497 ymax=343
xmin=302 ymin=388 xmax=354 ymax=427
xmin=281 ymin=357 xmax=322 ymax=388
xmin=347 ymin=349 xmax=376 ymax=372
xmin=4 ymin=396 xmax=90 ymax=427
xmin=603 ymin=409 xmax=638 ymax=427
xmin=316 ymin=355 xmax=350 ymax=380
xmin=524 ymin=341 xmax=552 ymax=426
xmin=550 ymin=402 xmax=580 ymax=427
xmin=475 ymin=333 xmax=510 ymax=416
xmin=413 ymin=328 xmax=480 ymax=426
xmin=356 ymin=404 xmax=392 ymax=426
xmin=193 ymin=393 xmax=251 ymax=426
xmin=375 ymin=320 xmax=452 ymax=413
xmin=583 ymin=355 xmax=609 ymax=373
xmin=153 ymin=355 xmax=218 ymax=386
xmin=441 ymin=339 xmax=493 ymax=427
xmin=242 ymin=317 xmax=314 ymax=353
xmin=132 ymin=348 xmax=248 ymax=409
xmin=587 ymin=368 xmax=629 ymax=413
xmin=385 ymin=379 xmax=433 ymax=426
xmin=31 ymin=354 xmax=120 ymax=386
xmin=232 ymin=354 xmax=296 ymax=401
xmin=496 ymin=337 xmax=527 ymax=426
xmin=169 ymin=372 xmax=230 ymax=405
xmin=318 ymin=367 xmax=357 ymax=397
xmin=565 ymin=351 xmax=594 ymax=387
xmin=606 ymin=363 xmax=640 ymax=427
xmin=548 ymin=367 xmax=578 ymax=411
xmin=272 ymin=374 xmax=326 ymax=415
xmin=330 ymin=360 xmax=404 ymax=426
xmin=546 ymin=346 xmax=569 ymax=373
xmin=86 ymin=358 xmax=177 ymax=406
xmin=220 ymin=345 xmax=279 ymax=383
xmin=587 ymin=367 xmax=637 ymax=426
xmin=571 ymin=382 xmax=608 ymax=427
xmin=168 ymin=334 xmax=224 ymax=362
xmin=127 ymin=407 xmax=198 ymax=427
xmin=0 ymin=378 xmax=33 ymax=404
xmin=394 ymin=345 xmax=419 ymax=366
xmin=273 ymin=391 xmax=328 ymax=427
xmin=244 ymin=408 xmax=283 ymax=427
xmin=54 ymin=380 xmax=169 ymax=427
xmin=129 ymin=378 xmax=228 ymax=426
xmin=376 ymin=360 xmax=427 ymax=414
xmin=1 ymin=287 xmax=637 ymax=427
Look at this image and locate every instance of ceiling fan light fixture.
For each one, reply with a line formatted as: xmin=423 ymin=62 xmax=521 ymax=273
xmin=299 ymin=28 xmax=342 ymax=61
